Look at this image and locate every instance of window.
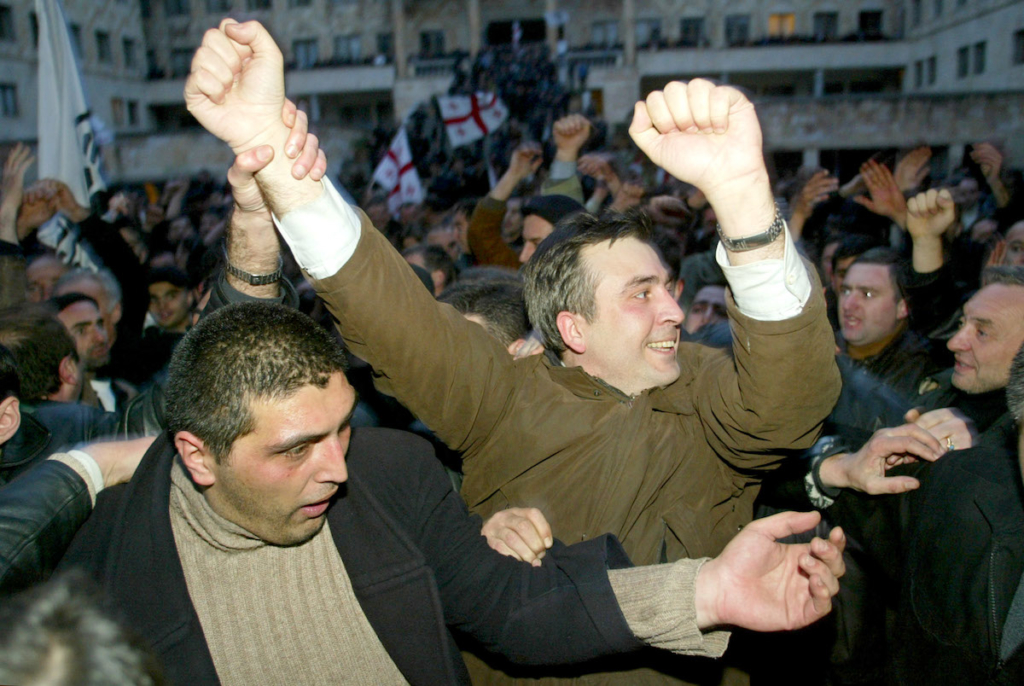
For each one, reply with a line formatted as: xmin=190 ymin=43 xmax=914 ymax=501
xmin=111 ymin=97 xmax=125 ymax=126
xmin=141 ymin=0 xmax=152 ymax=18
xmin=1015 ymin=30 xmax=1024 ymax=65
xmin=171 ymin=47 xmax=194 ymax=77
xmin=956 ymin=0 xmax=967 ymax=6
xmin=419 ymin=30 xmax=444 ymax=56
xmin=957 ymin=45 xmax=969 ymax=77
xmin=635 ymin=19 xmax=661 ymax=48
xmin=96 ymin=31 xmax=111 ymax=63
xmin=914 ymin=60 xmax=923 ymax=87
xmin=127 ymin=100 xmax=139 ymax=126
xmin=767 ymin=13 xmax=795 ymax=39
xmin=123 ymin=38 xmax=137 ymax=69
xmin=911 ymin=0 xmax=922 ymax=26
xmin=206 ymin=0 xmax=231 ymax=12
xmin=974 ymin=41 xmax=986 ymax=74
xmin=165 ymin=0 xmax=190 ymax=16
xmin=0 ymin=83 xmax=17 ymax=116
xmin=70 ymin=24 xmax=82 ymax=57
xmin=288 ymin=0 xmax=310 ymax=7
xmin=591 ymin=21 xmax=618 ymax=47
xmin=724 ymin=14 xmax=750 ymax=46
xmin=0 ymin=4 xmax=13 ymax=41
xmin=813 ymin=12 xmax=838 ymax=41
xmin=859 ymin=11 xmax=883 ymax=37
xmin=293 ymin=38 xmax=318 ymax=68
xmin=247 ymin=0 xmax=271 ymax=8
xmin=679 ymin=17 xmax=705 ymax=47
xmin=29 ymin=12 xmax=37 ymax=48
xmin=334 ymin=33 xmax=361 ymax=62
xmin=927 ymin=55 xmax=937 ymax=83
xmin=376 ymin=32 xmax=393 ymax=58
xmin=934 ymin=0 xmax=944 ymax=17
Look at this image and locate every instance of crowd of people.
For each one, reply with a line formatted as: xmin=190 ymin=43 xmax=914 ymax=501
xmin=0 ymin=16 xmax=1023 ymax=686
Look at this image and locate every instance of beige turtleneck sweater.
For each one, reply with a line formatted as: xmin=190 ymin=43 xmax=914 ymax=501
xmin=166 ymin=460 xmax=728 ymax=685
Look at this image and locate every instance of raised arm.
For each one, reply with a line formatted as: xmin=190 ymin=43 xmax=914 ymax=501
xmin=468 ymin=142 xmax=541 ymax=269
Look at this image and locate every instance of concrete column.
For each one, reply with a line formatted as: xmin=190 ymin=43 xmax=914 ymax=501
xmin=948 ymin=143 xmax=966 ymax=175
xmin=802 ymin=148 xmax=820 ymax=169
xmin=392 ymin=0 xmax=408 ymax=79
xmin=622 ymin=0 xmax=636 ymax=67
xmin=813 ymin=69 xmax=825 ymax=97
xmin=468 ymin=0 xmax=481 ymax=58
xmin=545 ymin=0 xmax=558 ymax=56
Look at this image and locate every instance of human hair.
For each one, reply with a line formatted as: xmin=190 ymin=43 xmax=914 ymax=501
xmin=402 ymin=244 xmax=456 ymax=288
xmin=0 ymin=344 xmax=20 ymax=401
xmin=1009 ymin=342 xmax=1024 ymax=425
xmin=981 ymin=265 xmax=1024 ymax=288
xmin=452 ymin=197 xmax=478 ymax=219
xmin=522 ymin=208 xmax=654 ymax=355
xmin=164 ymin=302 xmax=348 ymax=461
xmin=0 ymin=307 xmax=77 ymax=401
xmin=55 ymin=267 xmax=123 ymax=309
xmin=439 ymin=280 xmax=529 ymax=347
xmin=850 ymin=247 xmax=909 ymax=301
xmin=831 ymin=234 xmax=881 ymax=273
xmin=0 ymin=571 xmax=165 ymax=686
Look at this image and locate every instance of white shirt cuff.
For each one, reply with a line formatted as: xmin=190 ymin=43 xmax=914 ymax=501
xmin=50 ymin=450 xmax=105 ymax=506
xmin=715 ymin=226 xmax=811 ymax=321
xmin=272 ymin=179 xmax=362 ymax=280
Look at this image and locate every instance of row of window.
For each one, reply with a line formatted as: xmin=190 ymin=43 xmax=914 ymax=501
xmin=911 ymin=0 xmax=972 ymax=27
xmin=0 ymin=84 xmax=141 ymax=126
xmin=0 ymin=4 xmax=139 ymax=71
xmin=589 ymin=11 xmax=883 ymax=49
xmin=159 ymin=0 xmax=356 ymax=17
xmin=911 ymin=29 xmax=1024 ymax=87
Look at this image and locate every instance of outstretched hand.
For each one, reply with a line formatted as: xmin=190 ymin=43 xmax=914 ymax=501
xmin=184 ymin=19 xmax=287 ymax=154
xmin=695 ymin=511 xmax=845 ymax=631
xmin=854 ymin=159 xmax=907 ymax=227
xmin=818 ymin=423 xmax=947 ymax=495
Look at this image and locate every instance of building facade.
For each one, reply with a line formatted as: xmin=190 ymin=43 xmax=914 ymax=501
xmin=3 ymin=0 xmax=1024 ymax=181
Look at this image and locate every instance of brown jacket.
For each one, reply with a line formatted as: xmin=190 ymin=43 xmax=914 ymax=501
xmin=314 ymin=212 xmax=839 ymax=566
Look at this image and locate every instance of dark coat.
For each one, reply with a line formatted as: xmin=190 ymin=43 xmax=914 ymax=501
xmin=57 ymin=428 xmax=643 ymax=685
xmin=829 ymin=419 xmax=1024 ymax=685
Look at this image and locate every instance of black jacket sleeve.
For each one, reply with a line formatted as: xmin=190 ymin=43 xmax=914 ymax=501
xmin=0 ymin=460 xmax=92 ymax=597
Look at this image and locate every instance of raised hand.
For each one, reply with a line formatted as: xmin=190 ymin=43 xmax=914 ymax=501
xmin=906 ymin=188 xmax=955 ymax=240
xmin=854 ymin=159 xmax=907 ymax=227
xmin=0 ymin=143 xmax=35 ymax=242
xmin=695 ymin=511 xmax=845 ymax=631
xmin=903 ymin=407 xmax=975 ymax=453
xmin=893 ymin=146 xmax=932 ymax=192
xmin=971 ymin=142 xmax=1003 ymax=182
xmin=629 ymin=79 xmax=774 ymax=250
xmin=184 ymin=19 xmax=287 ymax=154
xmin=481 ymin=507 xmax=553 ymax=567
xmin=552 ymin=114 xmax=592 ymax=162
xmin=506 ymin=142 xmax=543 ymax=181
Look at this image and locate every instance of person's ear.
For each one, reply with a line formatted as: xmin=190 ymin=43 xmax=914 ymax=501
xmin=0 ymin=396 xmax=21 ymax=445
xmin=556 ymin=311 xmax=587 ymax=355
xmin=508 ymin=338 xmax=526 ymax=356
xmin=110 ymin=301 xmax=123 ymax=327
xmin=58 ymin=355 xmax=79 ymax=387
xmin=670 ymin=279 xmax=684 ymax=301
xmin=175 ymin=431 xmax=217 ymax=487
xmin=896 ymin=298 xmax=909 ymax=320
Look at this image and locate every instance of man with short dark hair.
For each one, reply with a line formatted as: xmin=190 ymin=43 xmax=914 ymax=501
xmin=53 ymin=300 xmax=845 ymax=684
xmin=839 ymin=247 xmax=940 ymax=400
xmin=438 ymin=280 xmax=530 ymax=355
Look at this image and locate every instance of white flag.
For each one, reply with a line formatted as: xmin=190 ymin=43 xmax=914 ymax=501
xmin=36 ymin=0 xmax=106 ymax=208
xmin=373 ymin=128 xmax=423 ymax=215
xmin=437 ymin=92 xmax=509 ymax=148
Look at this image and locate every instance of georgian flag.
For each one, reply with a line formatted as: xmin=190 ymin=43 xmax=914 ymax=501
xmin=373 ymin=127 xmax=423 ymax=215
xmin=36 ymin=0 xmax=106 ymax=208
xmin=436 ymin=92 xmax=509 ymax=148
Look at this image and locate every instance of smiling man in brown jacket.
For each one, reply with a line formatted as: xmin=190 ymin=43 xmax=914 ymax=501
xmin=184 ymin=19 xmax=840 ymax=686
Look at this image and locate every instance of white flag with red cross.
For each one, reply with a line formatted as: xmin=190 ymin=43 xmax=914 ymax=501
xmin=373 ymin=127 xmax=424 ymax=215
xmin=437 ymin=92 xmax=509 ymax=148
